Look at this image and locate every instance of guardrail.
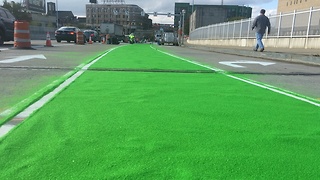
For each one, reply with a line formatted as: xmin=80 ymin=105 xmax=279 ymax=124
xmin=189 ymin=7 xmax=320 ymax=40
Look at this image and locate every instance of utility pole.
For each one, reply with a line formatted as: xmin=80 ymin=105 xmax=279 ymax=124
xmin=221 ymin=0 xmax=223 ymax=5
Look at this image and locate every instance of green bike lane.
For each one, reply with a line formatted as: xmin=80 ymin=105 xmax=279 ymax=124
xmin=1 ymin=44 xmax=320 ymax=179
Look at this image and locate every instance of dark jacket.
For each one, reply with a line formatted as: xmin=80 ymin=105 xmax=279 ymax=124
xmin=252 ymin=14 xmax=271 ymax=34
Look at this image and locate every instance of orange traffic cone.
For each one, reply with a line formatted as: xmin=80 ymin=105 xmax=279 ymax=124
xmin=45 ymin=32 xmax=53 ymax=47
xmin=88 ymin=36 xmax=93 ymax=44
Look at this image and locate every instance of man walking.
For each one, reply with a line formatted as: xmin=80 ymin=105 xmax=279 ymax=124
xmin=252 ymin=9 xmax=271 ymax=52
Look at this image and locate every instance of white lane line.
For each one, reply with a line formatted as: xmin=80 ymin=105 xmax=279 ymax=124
xmin=226 ymin=74 xmax=320 ymax=107
xmin=150 ymin=45 xmax=224 ymax=72
xmin=0 ymin=46 xmax=122 ymax=138
xmin=0 ymin=71 xmax=74 ymax=118
xmin=152 ymin=45 xmax=320 ymax=107
xmin=0 ymin=124 xmax=15 ymax=137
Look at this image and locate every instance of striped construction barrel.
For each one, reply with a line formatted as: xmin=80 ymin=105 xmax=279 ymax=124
xmin=14 ymin=21 xmax=31 ymax=49
xmin=76 ymin=31 xmax=85 ymax=45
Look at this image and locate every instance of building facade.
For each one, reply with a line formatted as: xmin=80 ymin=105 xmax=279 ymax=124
xmin=86 ymin=4 xmax=152 ymax=34
xmin=175 ymin=3 xmax=252 ymax=35
xmin=278 ymin=0 xmax=320 ymax=13
xmin=189 ymin=6 xmax=228 ymax=32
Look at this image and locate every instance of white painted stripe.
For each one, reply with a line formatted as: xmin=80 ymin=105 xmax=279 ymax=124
xmin=150 ymin=45 xmax=224 ymax=72
xmin=16 ymin=46 xmax=121 ymax=119
xmin=152 ymin=45 xmax=320 ymax=107
xmin=14 ymin=38 xmax=31 ymax=42
xmin=227 ymin=74 xmax=320 ymax=107
xmin=0 ymin=124 xmax=15 ymax=137
xmin=0 ymin=71 xmax=75 ymax=117
xmin=0 ymin=46 xmax=122 ymax=138
xmin=14 ymin=30 xmax=30 ymax=33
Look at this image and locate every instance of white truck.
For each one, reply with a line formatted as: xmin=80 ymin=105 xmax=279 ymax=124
xmin=99 ymin=23 xmax=124 ymax=44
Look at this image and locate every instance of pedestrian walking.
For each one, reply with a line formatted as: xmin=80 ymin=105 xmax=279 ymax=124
xmin=252 ymin=9 xmax=271 ymax=52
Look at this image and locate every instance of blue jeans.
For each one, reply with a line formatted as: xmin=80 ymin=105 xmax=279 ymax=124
xmin=255 ymin=32 xmax=264 ymax=50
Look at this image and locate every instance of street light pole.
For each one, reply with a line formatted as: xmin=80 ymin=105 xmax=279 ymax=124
xmin=178 ymin=18 xmax=181 ymax=46
xmin=181 ymin=9 xmax=186 ymax=45
xmin=192 ymin=0 xmax=194 ymax=13
xmin=56 ymin=0 xmax=59 ymax=28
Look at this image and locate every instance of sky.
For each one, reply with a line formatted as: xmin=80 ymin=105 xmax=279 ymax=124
xmin=8 ymin=0 xmax=278 ymax=23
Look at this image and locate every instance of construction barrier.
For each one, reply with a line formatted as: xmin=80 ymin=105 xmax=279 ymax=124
xmin=14 ymin=21 xmax=32 ymax=49
xmin=76 ymin=31 xmax=85 ymax=45
xmin=45 ymin=32 xmax=53 ymax=47
xmin=101 ymin=37 xmax=106 ymax=44
xmin=88 ymin=36 xmax=93 ymax=44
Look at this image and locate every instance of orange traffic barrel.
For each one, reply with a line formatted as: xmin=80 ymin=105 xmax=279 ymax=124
xmin=76 ymin=31 xmax=85 ymax=45
xmin=14 ymin=21 xmax=32 ymax=49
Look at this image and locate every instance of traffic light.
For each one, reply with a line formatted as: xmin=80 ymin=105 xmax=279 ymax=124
xmin=153 ymin=12 xmax=157 ymax=17
xmin=167 ymin=13 xmax=171 ymax=17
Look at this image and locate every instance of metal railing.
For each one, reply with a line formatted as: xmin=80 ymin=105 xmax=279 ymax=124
xmin=189 ymin=7 xmax=320 ymax=40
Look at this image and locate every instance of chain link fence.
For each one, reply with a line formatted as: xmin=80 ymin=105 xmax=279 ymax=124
xmin=29 ymin=26 xmax=56 ymax=40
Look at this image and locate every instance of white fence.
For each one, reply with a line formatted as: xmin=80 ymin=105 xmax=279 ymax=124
xmin=189 ymin=7 xmax=320 ymax=40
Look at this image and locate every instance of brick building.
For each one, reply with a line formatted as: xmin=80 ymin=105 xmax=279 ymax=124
xmin=86 ymin=4 xmax=152 ymax=34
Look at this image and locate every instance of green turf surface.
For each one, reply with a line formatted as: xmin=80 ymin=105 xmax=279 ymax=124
xmin=90 ymin=44 xmax=208 ymax=71
xmin=1 ymin=44 xmax=320 ymax=179
xmin=0 ymin=72 xmax=65 ymax=125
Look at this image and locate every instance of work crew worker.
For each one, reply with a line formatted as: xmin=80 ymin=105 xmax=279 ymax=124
xmin=129 ymin=33 xmax=135 ymax=44
xmin=252 ymin=9 xmax=271 ymax=52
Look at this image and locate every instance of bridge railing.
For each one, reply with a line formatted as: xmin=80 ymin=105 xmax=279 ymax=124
xmin=189 ymin=7 xmax=320 ymax=40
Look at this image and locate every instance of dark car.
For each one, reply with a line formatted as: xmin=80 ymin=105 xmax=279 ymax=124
xmin=55 ymin=26 xmax=81 ymax=43
xmin=83 ymin=30 xmax=100 ymax=42
xmin=0 ymin=7 xmax=15 ymax=46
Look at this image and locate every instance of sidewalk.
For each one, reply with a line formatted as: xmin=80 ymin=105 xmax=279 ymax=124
xmin=185 ymin=43 xmax=320 ymax=66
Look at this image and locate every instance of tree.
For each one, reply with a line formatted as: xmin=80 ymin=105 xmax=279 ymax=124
xmin=2 ymin=0 xmax=32 ymax=21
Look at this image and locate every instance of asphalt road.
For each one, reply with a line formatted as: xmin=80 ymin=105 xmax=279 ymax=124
xmin=0 ymin=40 xmax=113 ymax=113
xmin=0 ymin=41 xmax=319 ymax=115
xmin=161 ymin=46 xmax=320 ymax=100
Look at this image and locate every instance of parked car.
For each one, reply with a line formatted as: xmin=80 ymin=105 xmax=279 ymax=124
xmin=0 ymin=7 xmax=15 ymax=46
xmin=159 ymin=32 xmax=178 ymax=46
xmin=55 ymin=26 xmax=81 ymax=43
xmin=83 ymin=30 xmax=100 ymax=42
